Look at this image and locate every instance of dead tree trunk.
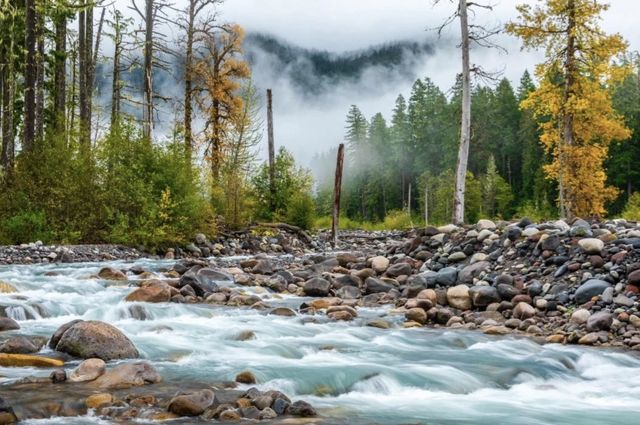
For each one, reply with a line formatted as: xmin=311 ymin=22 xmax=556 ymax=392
xmin=267 ymin=89 xmax=276 ymax=212
xmin=142 ymin=0 xmax=154 ymax=140
xmin=452 ymin=0 xmax=471 ymax=225
xmin=332 ymin=143 xmax=345 ymax=246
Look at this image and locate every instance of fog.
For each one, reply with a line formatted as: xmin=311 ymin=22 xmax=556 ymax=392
xmin=108 ymin=0 xmax=640 ymax=166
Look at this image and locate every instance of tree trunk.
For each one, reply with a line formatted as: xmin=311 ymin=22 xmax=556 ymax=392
xmin=68 ymin=41 xmax=78 ymax=143
xmin=183 ymin=0 xmax=195 ymax=155
xmin=78 ymin=6 xmax=88 ymax=148
xmin=452 ymin=0 xmax=471 ymax=225
xmin=332 ymin=143 xmax=345 ymax=246
xmin=85 ymin=4 xmax=94 ymax=148
xmin=23 ymin=0 xmax=37 ymax=153
xmin=560 ymin=0 xmax=577 ymax=220
xmin=54 ymin=12 xmax=67 ymax=133
xmin=143 ymin=0 xmax=154 ymax=140
xmin=1 ymin=11 xmax=15 ymax=170
xmin=35 ymin=8 xmax=45 ymax=142
xmin=111 ymin=18 xmax=121 ymax=130
xmin=267 ymin=89 xmax=276 ymax=212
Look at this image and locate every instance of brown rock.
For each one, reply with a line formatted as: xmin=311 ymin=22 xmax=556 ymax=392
xmin=86 ymin=393 xmax=113 ymax=409
xmin=235 ymin=370 xmax=256 ymax=384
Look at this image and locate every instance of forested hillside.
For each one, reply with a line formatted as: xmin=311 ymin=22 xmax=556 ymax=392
xmin=312 ymin=62 xmax=640 ymax=225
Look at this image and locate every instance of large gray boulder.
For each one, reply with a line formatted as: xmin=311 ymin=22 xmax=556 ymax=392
xmin=52 ymin=320 xmax=139 ymax=361
xmin=574 ymin=279 xmax=611 ymax=305
xmin=303 ymin=277 xmax=331 ymax=297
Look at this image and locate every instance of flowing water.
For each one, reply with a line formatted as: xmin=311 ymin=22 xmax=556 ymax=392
xmin=2 ymin=259 xmax=640 ymax=425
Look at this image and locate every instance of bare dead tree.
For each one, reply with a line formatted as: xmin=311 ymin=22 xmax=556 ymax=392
xmin=433 ymin=0 xmax=503 ymax=225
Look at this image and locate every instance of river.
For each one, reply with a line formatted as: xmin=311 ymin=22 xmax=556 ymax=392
xmin=2 ymin=258 xmax=640 ymax=425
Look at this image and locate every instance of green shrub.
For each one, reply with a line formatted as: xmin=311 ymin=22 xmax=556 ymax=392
xmin=0 ymin=210 xmax=51 ymax=245
xmin=622 ymin=192 xmax=640 ymax=221
xmin=382 ymin=210 xmax=413 ymax=230
xmin=286 ymin=192 xmax=316 ymax=230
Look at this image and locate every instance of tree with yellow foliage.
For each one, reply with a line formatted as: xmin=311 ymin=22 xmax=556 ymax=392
xmin=193 ymin=24 xmax=251 ymax=182
xmin=507 ymin=0 xmax=630 ymax=219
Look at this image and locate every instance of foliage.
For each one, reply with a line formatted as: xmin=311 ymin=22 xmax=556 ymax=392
xmin=0 ymin=123 xmax=211 ymax=249
xmin=286 ymin=192 xmax=316 ymax=230
xmin=507 ymin=0 xmax=631 ymax=218
xmin=622 ymin=192 xmax=640 ymax=221
xmin=252 ymin=147 xmax=313 ymax=221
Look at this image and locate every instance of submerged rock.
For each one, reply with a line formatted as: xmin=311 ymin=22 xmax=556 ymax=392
xmin=69 ymin=358 xmax=106 ymax=382
xmin=92 ymin=361 xmax=161 ymax=389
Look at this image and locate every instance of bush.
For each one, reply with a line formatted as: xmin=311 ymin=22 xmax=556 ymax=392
xmin=382 ymin=210 xmax=413 ymax=230
xmin=286 ymin=192 xmax=316 ymax=230
xmin=622 ymin=192 xmax=640 ymax=221
xmin=0 ymin=210 xmax=51 ymax=245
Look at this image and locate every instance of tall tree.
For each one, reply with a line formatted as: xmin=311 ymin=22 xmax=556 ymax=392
xmin=176 ymin=0 xmax=223 ymax=157
xmin=53 ymin=2 xmax=69 ymax=133
xmin=508 ymin=0 xmax=630 ymax=218
xmin=192 ymin=23 xmax=250 ymax=182
xmin=23 ymin=0 xmax=37 ymax=152
xmin=1 ymin=0 xmax=16 ymax=170
xmin=435 ymin=0 xmax=500 ymax=224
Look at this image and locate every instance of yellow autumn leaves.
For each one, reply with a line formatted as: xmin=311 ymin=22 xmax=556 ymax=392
xmin=507 ymin=0 xmax=631 ymax=218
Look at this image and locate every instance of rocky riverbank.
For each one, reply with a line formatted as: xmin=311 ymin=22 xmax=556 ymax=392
xmin=3 ymin=217 xmax=640 ymax=423
xmin=80 ymin=217 xmax=640 ymax=351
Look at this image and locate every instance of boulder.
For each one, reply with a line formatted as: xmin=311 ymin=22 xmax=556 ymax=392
xmin=86 ymin=393 xmax=113 ymax=409
xmin=586 ymin=312 xmax=613 ymax=332
xmin=370 ymin=256 xmax=390 ymax=273
xmin=405 ymin=308 xmax=427 ymax=325
xmin=125 ymin=285 xmax=171 ymax=303
xmin=0 ymin=336 xmax=44 ymax=354
xmin=477 ymin=219 xmax=496 ymax=231
xmin=286 ymin=400 xmax=317 ymax=417
xmin=578 ymin=238 xmax=604 ymax=254
xmin=69 ymin=358 xmax=106 ymax=382
xmin=168 ymin=389 xmax=215 ymax=416
xmin=235 ymin=370 xmax=257 ymax=384
xmin=470 ymin=286 xmax=501 ymax=307
xmin=386 ymin=263 xmax=411 ymax=278
xmin=574 ymin=279 xmax=611 ymax=305
xmin=458 ymin=261 xmax=490 ymax=284
xmin=0 ymin=318 xmax=20 ymax=332
xmin=570 ymin=308 xmax=591 ymax=325
xmin=269 ymin=307 xmax=296 ymax=317
xmin=92 ymin=362 xmax=161 ymax=389
xmin=435 ymin=267 xmax=458 ymax=287
xmin=513 ymin=302 xmax=536 ymax=320
xmin=364 ymin=277 xmax=394 ymax=294
xmin=98 ymin=267 xmax=127 ymax=281
xmin=53 ymin=320 xmax=139 ymax=361
xmin=446 ymin=285 xmax=471 ymax=310
xmin=303 ymin=277 xmax=331 ymax=297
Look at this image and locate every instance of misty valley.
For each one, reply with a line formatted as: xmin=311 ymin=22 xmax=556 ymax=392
xmin=1 ymin=0 xmax=640 ymax=424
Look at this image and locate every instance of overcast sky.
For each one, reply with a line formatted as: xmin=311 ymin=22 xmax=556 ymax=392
xmin=160 ymin=0 xmax=640 ymax=165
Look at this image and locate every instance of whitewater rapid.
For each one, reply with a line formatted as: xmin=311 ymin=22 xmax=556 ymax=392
xmin=2 ymin=259 xmax=640 ymax=425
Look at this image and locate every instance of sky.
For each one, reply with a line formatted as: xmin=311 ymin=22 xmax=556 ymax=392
xmin=154 ymin=0 xmax=640 ymax=165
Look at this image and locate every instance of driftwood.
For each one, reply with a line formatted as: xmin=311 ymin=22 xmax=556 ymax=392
xmin=255 ymin=222 xmax=313 ymax=245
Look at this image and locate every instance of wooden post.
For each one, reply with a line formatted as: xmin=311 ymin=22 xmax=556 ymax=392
xmin=267 ymin=89 xmax=276 ymax=211
xmin=332 ymin=144 xmax=345 ymax=246
xmin=407 ymin=183 xmax=412 ymax=216
xmin=424 ymin=184 xmax=429 ymax=227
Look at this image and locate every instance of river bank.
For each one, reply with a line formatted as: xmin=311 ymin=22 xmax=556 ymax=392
xmin=2 ymin=218 xmax=640 ymax=423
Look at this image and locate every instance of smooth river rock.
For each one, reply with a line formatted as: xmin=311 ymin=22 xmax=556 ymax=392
xmin=53 ymin=320 xmax=139 ymax=361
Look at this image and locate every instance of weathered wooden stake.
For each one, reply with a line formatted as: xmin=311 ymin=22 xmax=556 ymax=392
xmin=332 ymin=144 xmax=345 ymax=246
xmin=407 ymin=183 xmax=412 ymax=217
xmin=267 ymin=89 xmax=276 ymax=212
xmin=424 ymin=184 xmax=429 ymax=227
